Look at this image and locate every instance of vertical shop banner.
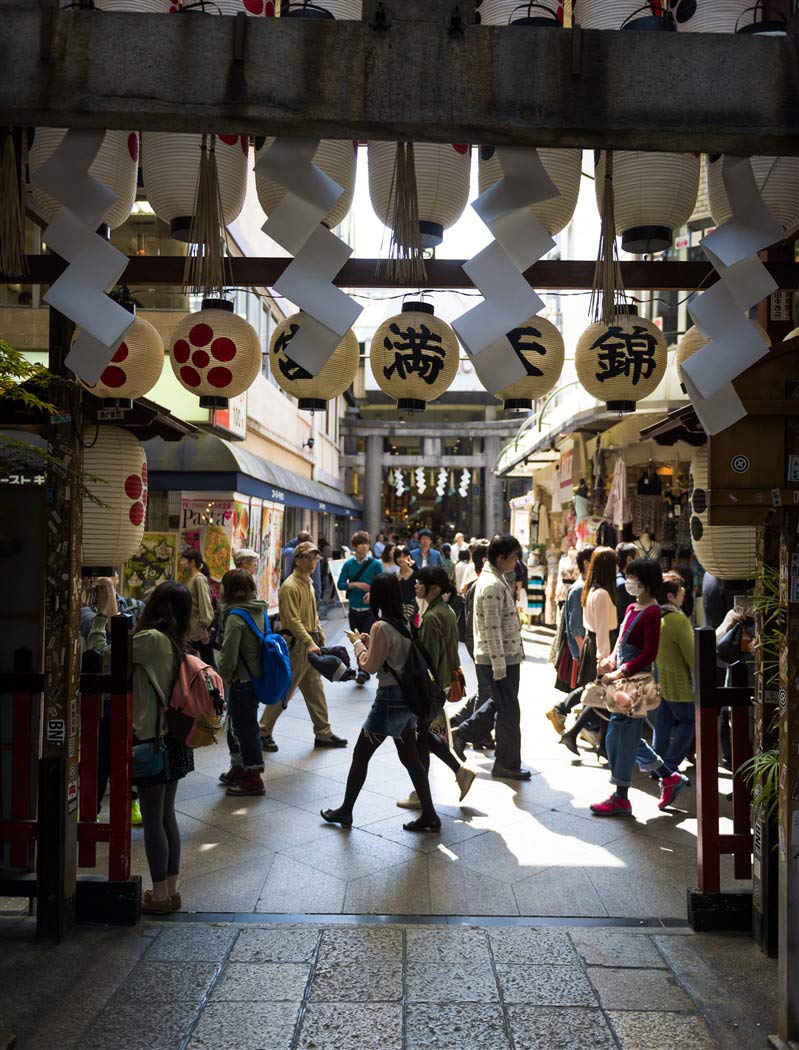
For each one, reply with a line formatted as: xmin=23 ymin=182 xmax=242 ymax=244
xmin=123 ymin=532 xmax=179 ymax=599
xmin=248 ymin=500 xmax=263 ymax=557
xmin=232 ymin=496 xmax=250 ymax=555
xmin=559 ymin=440 xmax=575 ymax=500
xmin=180 ymin=498 xmax=234 ymax=599
xmin=269 ymin=504 xmax=284 ymax=612
xmin=256 ymin=502 xmax=284 ymax=615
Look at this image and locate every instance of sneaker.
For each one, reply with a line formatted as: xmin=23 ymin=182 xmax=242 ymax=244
xmin=452 ymin=730 xmax=467 ymax=763
xmin=314 ymin=734 xmax=348 ymax=749
xmin=261 ymin=735 xmax=279 ymax=753
xmin=456 ymin=765 xmax=477 ymax=801
xmin=659 ymin=772 xmax=689 ymax=811
xmin=219 ymin=766 xmax=245 ymax=786
xmin=396 ymin=791 xmax=422 ymax=810
xmin=590 ymin=794 xmax=633 ymax=817
xmin=130 ymin=799 xmax=142 ymax=826
xmin=226 ymin=770 xmax=266 ymax=797
xmin=546 ymin=707 xmax=566 ymax=734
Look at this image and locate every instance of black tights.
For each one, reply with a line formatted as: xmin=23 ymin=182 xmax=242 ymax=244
xmin=416 ymin=720 xmax=461 ymax=777
xmin=336 ymin=728 xmax=438 ymax=823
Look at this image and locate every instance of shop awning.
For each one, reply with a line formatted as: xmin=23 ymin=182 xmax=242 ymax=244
xmin=142 ymin=433 xmax=362 ymax=518
xmin=639 ymin=405 xmax=706 ymax=447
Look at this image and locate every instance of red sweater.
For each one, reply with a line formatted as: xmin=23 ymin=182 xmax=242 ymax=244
xmin=618 ymin=603 xmax=661 ymax=676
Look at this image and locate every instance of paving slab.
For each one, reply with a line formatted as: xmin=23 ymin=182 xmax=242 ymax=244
xmin=311 ymin=960 xmax=404 ymax=1001
xmin=230 ymin=926 xmax=321 ymax=963
xmin=405 ymin=1003 xmax=511 ymax=1049
xmin=146 ymin=924 xmax=238 ymax=962
xmin=209 ymin=961 xmax=311 ymax=1001
xmin=78 ymin=1002 xmax=198 ymax=1050
xmin=570 ymin=928 xmax=668 ymax=968
xmin=495 ymin=964 xmax=598 ymax=1006
xmin=405 ymin=959 xmax=500 ymax=1002
xmin=588 ymin=965 xmax=695 ymax=1011
xmin=488 ymin=926 xmax=580 ymax=966
xmin=186 ymin=1001 xmax=299 ymax=1050
xmin=297 ymin=1003 xmax=403 ymax=1050
xmin=507 ymin=1005 xmax=617 ymax=1050
xmin=404 ymin=925 xmax=492 ymax=964
xmin=607 ymin=1009 xmax=720 ymax=1049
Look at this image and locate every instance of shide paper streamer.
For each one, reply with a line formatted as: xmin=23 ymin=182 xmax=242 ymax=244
xmin=255 ymin=138 xmax=362 ymax=376
xmin=453 ymin=148 xmax=559 ymax=395
xmin=682 ymin=156 xmax=783 ymax=435
xmin=32 ymin=129 xmax=134 ymax=385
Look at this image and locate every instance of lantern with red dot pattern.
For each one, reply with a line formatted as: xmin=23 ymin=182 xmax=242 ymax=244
xmin=170 ymin=299 xmax=262 ymax=409
xmin=270 ymin=312 xmax=360 ymax=410
xmin=82 ymin=426 xmax=148 ymax=572
xmin=29 ymin=129 xmax=139 ymax=230
xmin=141 ymin=133 xmax=248 ymax=242
xmin=75 ymin=315 xmax=164 ymax=408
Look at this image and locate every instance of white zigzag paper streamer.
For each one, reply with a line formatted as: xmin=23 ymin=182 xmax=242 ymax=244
xmin=453 ymin=148 xmax=559 ymax=395
xmin=682 ymin=156 xmax=783 ymax=435
xmin=458 ymin=468 xmax=471 ymax=499
xmin=414 ymin=466 xmax=426 ymax=494
xmin=255 ymin=138 xmax=362 ymax=375
xmin=436 ymin=467 xmax=447 ymax=499
xmin=32 ymin=129 xmax=133 ymax=385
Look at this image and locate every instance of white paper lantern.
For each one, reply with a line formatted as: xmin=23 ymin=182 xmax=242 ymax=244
xmin=270 ymin=312 xmax=360 ymax=410
xmin=212 ymin=0 xmax=276 ymax=13
xmin=595 ymin=150 xmax=699 ymax=254
xmin=82 ymin=426 xmax=148 ymax=570
xmin=478 ymin=1 xmax=563 ymax=25
xmin=689 ymin=445 xmax=757 ymax=579
xmin=283 ymin=0 xmax=361 ymax=16
xmin=94 ymin=0 xmax=169 ymax=9
xmin=707 ymin=155 xmax=799 ymax=235
xmin=370 ymin=301 xmax=460 ymax=410
xmin=676 ymin=321 xmax=770 ymax=390
xmin=76 ymin=315 xmax=165 ymax=404
xmin=368 ymin=142 xmax=471 ymax=248
xmin=141 ymin=133 xmax=248 ymax=241
xmin=575 ymin=0 xmax=670 ymax=29
xmin=479 ymin=146 xmax=580 ymax=236
xmin=576 ymin=311 xmax=668 ymax=411
xmin=170 ymin=299 xmax=262 ymax=408
xmin=256 ymin=138 xmax=356 ymax=229
xmin=28 ymin=129 xmax=139 ymax=230
xmin=675 ymin=0 xmax=760 ymax=32
xmin=497 ymin=315 xmax=565 ymax=411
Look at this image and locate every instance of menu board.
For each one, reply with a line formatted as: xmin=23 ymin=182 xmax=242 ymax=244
xmin=180 ymin=498 xmax=235 ymax=599
xmin=122 ymin=532 xmax=179 ymax=600
xmin=257 ymin=501 xmax=284 ymax=614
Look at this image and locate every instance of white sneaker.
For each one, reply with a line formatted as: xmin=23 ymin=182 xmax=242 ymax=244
xmin=396 ymin=791 xmax=422 ymax=810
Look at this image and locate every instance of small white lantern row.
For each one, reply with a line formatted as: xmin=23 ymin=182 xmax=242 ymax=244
xmin=595 ymin=150 xmax=700 ymax=254
xmin=575 ymin=0 xmax=671 ymax=30
xmin=76 ymin=315 xmax=165 ymax=406
xmin=28 ymin=129 xmax=139 ymax=230
xmin=82 ymin=426 xmax=148 ymax=571
xmin=141 ymin=132 xmax=248 ymax=242
xmin=689 ymin=445 xmax=758 ymax=580
xmin=478 ymin=146 xmax=580 ymax=237
xmin=707 ymin=155 xmax=799 ymax=237
xmin=256 ymin=138 xmax=357 ymax=229
xmin=675 ymin=0 xmax=781 ymax=34
xmin=368 ymin=143 xmax=471 ymax=249
xmin=477 ymin=0 xmax=563 ymax=26
xmin=282 ymin=0 xmax=362 ymax=17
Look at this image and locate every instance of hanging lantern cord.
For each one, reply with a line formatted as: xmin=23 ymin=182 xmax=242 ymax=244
xmin=590 ymin=149 xmax=628 ymax=326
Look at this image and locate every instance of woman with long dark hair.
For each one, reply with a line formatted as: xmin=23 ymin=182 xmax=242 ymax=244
xmin=321 ymin=573 xmax=440 ymax=832
xmin=88 ymin=579 xmax=194 ymax=913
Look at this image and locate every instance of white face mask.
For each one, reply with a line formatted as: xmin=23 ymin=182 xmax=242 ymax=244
xmin=625 ymin=578 xmax=642 ymax=597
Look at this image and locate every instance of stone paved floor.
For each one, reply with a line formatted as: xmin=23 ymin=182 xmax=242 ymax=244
xmin=81 ymin=611 xmax=740 ymax=919
xmin=0 ymin=917 xmax=777 ymax=1049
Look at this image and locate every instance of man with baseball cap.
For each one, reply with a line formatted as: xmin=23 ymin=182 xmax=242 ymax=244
xmin=259 ymin=541 xmax=347 ymax=751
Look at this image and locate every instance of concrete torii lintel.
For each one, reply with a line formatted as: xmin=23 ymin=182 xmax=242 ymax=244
xmin=4 ymin=0 xmax=799 ymax=155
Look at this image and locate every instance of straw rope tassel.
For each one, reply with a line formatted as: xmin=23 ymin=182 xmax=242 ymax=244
xmin=0 ymin=131 xmax=27 ymax=278
xmin=379 ymin=142 xmax=427 ymax=285
xmin=184 ymin=134 xmax=230 ymax=297
xmin=591 ymin=149 xmax=626 ymax=324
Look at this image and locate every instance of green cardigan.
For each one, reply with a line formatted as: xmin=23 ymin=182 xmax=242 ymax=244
xmin=419 ymin=596 xmax=460 ymax=689
xmin=217 ymin=597 xmax=270 ymax=683
xmin=655 ymin=608 xmax=695 ymax=702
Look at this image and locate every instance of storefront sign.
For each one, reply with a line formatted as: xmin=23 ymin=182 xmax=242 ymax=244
xmin=211 ymin=392 xmax=247 ymax=441
xmin=180 ymin=498 xmax=235 ymax=596
xmin=123 ymin=532 xmax=179 ymax=599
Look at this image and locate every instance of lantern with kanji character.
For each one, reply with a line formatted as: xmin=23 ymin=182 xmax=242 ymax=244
xmin=594 ymin=151 xmax=699 ymax=254
xmin=270 ymin=312 xmax=360 ymax=410
xmin=75 ymin=315 xmax=165 ymax=407
xmin=370 ymin=301 xmax=460 ymax=411
xmin=256 ymin=139 xmax=356 ymax=229
xmin=169 ymin=299 xmax=261 ymax=409
xmin=141 ymin=133 xmax=248 ymax=242
xmin=28 ymin=129 xmax=139 ymax=230
xmin=708 ymin=155 xmax=799 ymax=235
xmin=575 ymin=0 xmax=671 ymax=29
xmin=676 ymin=321 xmax=770 ymax=392
xmin=478 ymin=146 xmax=580 ymax=237
xmin=497 ymin=315 xmax=565 ymax=412
xmin=368 ymin=143 xmax=471 ymax=248
xmin=689 ymin=445 xmax=757 ymax=579
xmin=82 ymin=426 xmax=148 ymax=572
xmin=575 ymin=311 xmax=668 ymax=412
xmin=282 ymin=0 xmax=361 ymax=15
xmin=478 ymin=1 xmax=563 ymax=25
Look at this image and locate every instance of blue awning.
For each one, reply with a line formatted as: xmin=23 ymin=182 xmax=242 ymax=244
xmin=142 ymin=433 xmax=362 ymax=519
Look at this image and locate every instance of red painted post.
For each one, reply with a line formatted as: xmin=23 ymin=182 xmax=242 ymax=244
xmin=108 ymin=690 xmax=132 ymax=882
xmin=696 ymin=702 xmax=722 ymax=894
xmin=10 ymin=690 xmax=32 ymax=868
xmin=731 ymin=703 xmax=754 ymax=879
xmin=78 ymin=692 xmax=101 ymax=868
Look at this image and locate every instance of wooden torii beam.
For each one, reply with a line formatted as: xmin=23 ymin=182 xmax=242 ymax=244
xmin=2 ymin=0 xmax=799 ymax=155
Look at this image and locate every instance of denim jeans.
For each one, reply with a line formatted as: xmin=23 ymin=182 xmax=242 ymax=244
xmin=227 ymin=682 xmax=265 ymax=772
xmin=606 ymin=714 xmax=664 ymax=787
xmin=652 ymin=700 xmax=696 ymax=772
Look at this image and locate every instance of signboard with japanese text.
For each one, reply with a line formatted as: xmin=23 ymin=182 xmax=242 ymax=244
xmin=122 ymin=532 xmax=179 ymax=600
xmin=180 ymin=497 xmax=235 ymax=598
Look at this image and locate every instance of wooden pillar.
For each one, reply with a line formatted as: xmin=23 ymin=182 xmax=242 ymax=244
xmin=36 ymin=306 xmax=83 ymax=941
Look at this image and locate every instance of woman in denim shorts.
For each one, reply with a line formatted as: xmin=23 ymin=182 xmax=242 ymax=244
xmin=320 ymin=573 xmax=440 ymax=832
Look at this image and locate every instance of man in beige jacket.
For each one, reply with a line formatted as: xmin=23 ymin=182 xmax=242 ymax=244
xmin=259 ymin=541 xmax=347 ymax=752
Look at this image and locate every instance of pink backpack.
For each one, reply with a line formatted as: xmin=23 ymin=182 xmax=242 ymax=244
xmin=149 ymin=652 xmax=226 ymax=749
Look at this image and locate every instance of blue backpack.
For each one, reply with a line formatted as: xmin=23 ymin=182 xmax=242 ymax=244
xmin=227 ymin=609 xmax=292 ymax=706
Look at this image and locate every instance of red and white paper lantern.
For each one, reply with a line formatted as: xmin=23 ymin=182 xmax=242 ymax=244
xmin=76 ymin=315 xmax=165 ymax=404
xmin=29 ymin=129 xmax=139 ymax=230
xmin=169 ymin=299 xmax=262 ymax=408
xmin=478 ymin=146 xmax=580 ymax=236
xmin=141 ymin=133 xmax=248 ymax=242
xmin=82 ymin=426 xmax=148 ymax=570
